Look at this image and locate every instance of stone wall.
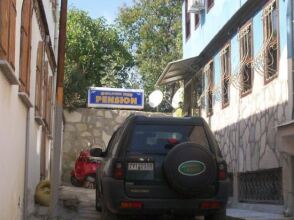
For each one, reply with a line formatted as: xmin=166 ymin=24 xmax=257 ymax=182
xmin=62 ymin=108 xmax=168 ymax=183
xmin=215 ymin=102 xmax=289 ymax=173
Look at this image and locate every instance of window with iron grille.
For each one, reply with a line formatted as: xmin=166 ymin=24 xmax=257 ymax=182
xmin=221 ymin=44 xmax=231 ymax=107
xmin=19 ymin=0 xmax=33 ymax=95
xmin=0 ymin=0 xmax=17 ymax=68
xmin=263 ymin=0 xmax=279 ymax=82
xmin=239 ymin=168 xmax=283 ymax=204
xmin=204 ymin=61 xmax=214 ymax=116
xmin=239 ymin=23 xmax=253 ymax=95
xmin=185 ymin=0 xmax=191 ymax=39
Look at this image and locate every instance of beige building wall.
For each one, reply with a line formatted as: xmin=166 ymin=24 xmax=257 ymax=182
xmin=0 ymin=0 xmax=59 ymax=219
xmin=0 ymin=72 xmax=27 ymax=220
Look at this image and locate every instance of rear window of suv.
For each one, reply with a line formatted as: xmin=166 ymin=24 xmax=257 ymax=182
xmin=128 ymin=124 xmax=209 ymax=154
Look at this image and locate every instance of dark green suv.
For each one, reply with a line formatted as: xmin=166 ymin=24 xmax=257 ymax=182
xmin=95 ymin=115 xmax=229 ymax=220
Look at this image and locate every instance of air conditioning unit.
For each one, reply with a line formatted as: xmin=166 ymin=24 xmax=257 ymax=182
xmin=188 ymin=0 xmax=205 ymax=14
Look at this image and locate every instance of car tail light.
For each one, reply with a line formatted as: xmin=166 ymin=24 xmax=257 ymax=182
xmin=200 ymin=201 xmax=221 ymax=210
xmin=218 ymin=162 xmax=227 ymax=180
xmin=120 ymin=201 xmax=143 ymax=209
xmin=113 ymin=162 xmax=124 ymax=179
xmin=168 ymin=138 xmax=179 ymax=145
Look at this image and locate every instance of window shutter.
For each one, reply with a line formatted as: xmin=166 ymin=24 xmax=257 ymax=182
xmin=37 ymin=42 xmax=44 ymax=71
xmin=8 ymin=0 xmax=17 ymax=68
xmin=19 ymin=0 xmax=32 ymax=95
xmin=19 ymin=31 xmax=29 ymax=92
xmin=35 ymin=69 xmax=41 ymax=116
xmin=0 ymin=0 xmax=9 ymax=59
xmin=43 ymin=62 xmax=48 ymax=124
xmin=35 ymin=42 xmax=44 ymax=117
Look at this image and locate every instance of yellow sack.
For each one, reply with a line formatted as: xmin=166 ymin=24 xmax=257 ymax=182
xmin=35 ymin=180 xmax=51 ymax=206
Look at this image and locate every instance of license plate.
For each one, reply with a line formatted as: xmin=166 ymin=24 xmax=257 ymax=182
xmin=128 ymin=162 xmax=154 ymax=171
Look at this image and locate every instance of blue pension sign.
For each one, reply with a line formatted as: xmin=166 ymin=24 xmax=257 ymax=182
xmin=88 ymin=87 xmax=144 ymax=109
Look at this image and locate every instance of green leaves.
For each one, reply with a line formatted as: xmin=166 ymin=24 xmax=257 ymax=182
xmin=64 ymin=9 xmax=134 ymax=108
xmin=116 ymin=0 xmax=182 ymax=110
xmin=65 ymin=1 xmax=182 ymax=111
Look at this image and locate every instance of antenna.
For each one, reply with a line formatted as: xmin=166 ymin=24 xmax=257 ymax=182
xmin=171 ymin=87 xmax=184 ymax=109
xmin=148 ymin=90 xmax=164 ymax=108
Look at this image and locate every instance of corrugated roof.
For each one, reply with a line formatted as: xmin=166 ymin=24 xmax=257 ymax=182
xmin=156 ymin=56 xmax=200 ymax=86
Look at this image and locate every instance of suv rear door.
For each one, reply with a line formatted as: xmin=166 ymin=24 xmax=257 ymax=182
xmin=124 ymin=123 xmax=213 ymax=199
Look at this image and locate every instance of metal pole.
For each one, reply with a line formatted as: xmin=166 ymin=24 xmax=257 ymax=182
xmin=290 ymin=0 xmax=294 ymax=119
xmin=56 ymin=0 xmax=68 ymax=106
xmin=23 ymin=109 xmax=31 ymax=220
xmin=49 ymin=0 xmax=68 ymax=218
xmin=49 ymin=106 xmax=63 ymax=219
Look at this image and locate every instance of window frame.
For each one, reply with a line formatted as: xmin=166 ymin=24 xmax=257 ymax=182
xmin=220 ymin=43 xmax=231 ymax=108
xmin=239 ymin=21 xmax=254 ymax=97
xmin=263 ymin=0 xmax=279 ymax=84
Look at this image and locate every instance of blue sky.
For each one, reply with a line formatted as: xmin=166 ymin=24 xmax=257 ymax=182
xmin=68 ymin=0 xmax=134 ymax=23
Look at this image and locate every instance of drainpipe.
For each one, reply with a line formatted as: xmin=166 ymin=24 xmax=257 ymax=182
xmin=290 ymin=0 xmax=294 ymax=119
xmin=56 ymin=0 xmax=67 ymax=105
xmin=283 ymin=0 xmax=294 ymax=217
xmin=51 ymin=0 xmax=60 ymax=143
xmin=23 ymin=109 xmax=31 ymax=220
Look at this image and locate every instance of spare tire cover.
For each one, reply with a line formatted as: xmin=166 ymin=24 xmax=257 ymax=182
xmin=163 ymin=142 xmax=217 ymax=195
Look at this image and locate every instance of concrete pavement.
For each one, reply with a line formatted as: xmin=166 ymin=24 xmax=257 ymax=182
xmin=226 ymin=208 xmax=294 ymax=220
xmin=58 ymin=186 xmax=100 ymax=220
xmin=56 ymin=186 xmax=294 ymax=220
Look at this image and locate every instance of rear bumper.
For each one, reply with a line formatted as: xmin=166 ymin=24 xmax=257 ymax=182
xmin=101 ymin=177 xmax=229 ymax=215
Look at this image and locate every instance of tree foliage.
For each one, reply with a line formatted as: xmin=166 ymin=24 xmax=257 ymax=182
xmin=64 ymin=9 xmax=134 ymax=108
xmin=116 ymin=0 xmax=182 ymax=101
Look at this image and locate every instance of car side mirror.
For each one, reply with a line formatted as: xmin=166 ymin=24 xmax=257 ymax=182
xmin=90 ymin=148 xmax=103 ymax=157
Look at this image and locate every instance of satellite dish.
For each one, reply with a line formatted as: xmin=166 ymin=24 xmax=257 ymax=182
xmin=172 ymin=87 xmax=184 ymax=109
xmin=148 ymin=90 xmax=163 ymax=108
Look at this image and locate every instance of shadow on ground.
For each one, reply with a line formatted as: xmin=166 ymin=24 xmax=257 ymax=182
xmin=58 ymin=186 xmax=205 ymax=220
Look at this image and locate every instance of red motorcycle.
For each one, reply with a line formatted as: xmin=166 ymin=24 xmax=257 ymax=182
xmin=70 ymin=147 xmax=102 ymax=188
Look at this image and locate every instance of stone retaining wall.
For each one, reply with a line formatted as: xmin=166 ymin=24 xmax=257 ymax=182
xmin=62 ymin=108 xmax=168 ymax=183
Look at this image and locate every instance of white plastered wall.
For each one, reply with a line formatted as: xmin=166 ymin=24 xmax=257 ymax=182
xmin=0 ymin=0 xmax=27 ymax=219
xmin=0 ymin=0 xmax=58 ymax=219
xmin=26 ymin=5 xmax=57 ymax=217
